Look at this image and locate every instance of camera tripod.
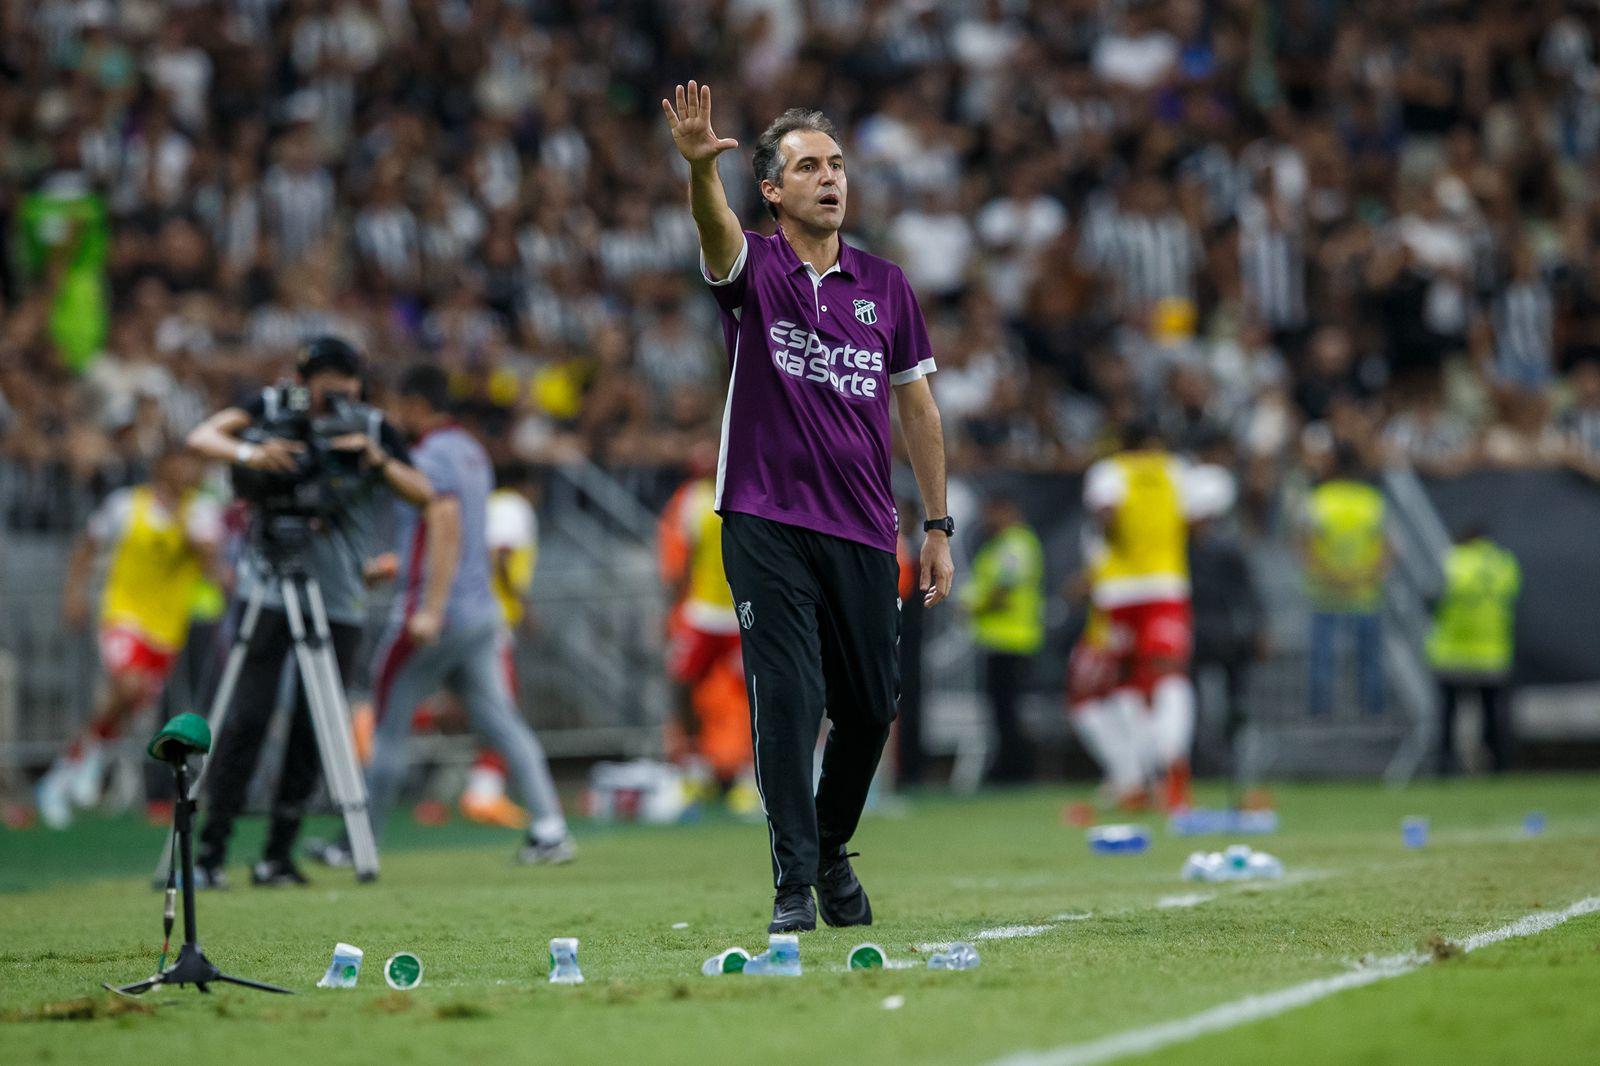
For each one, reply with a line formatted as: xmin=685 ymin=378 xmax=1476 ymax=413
xmin=154 ymin=530 xmax=380 ymax=884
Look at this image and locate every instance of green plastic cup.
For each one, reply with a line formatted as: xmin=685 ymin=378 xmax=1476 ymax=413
xmin=702 ymin=947 xmax=750 ymax=975
xmin=847 ymin=943 xmax=886 ymax=970
xmin=384 ymin=952 xmax=423 ymax=990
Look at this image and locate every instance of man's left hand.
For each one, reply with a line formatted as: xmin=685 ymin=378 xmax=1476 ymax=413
xmin=363 ymin=552 xmax=399 ymax=586
xmin=920 ymin=533 xmax=955 ymax=607
xmin=407 ymin=608 xmax=444 ymax=645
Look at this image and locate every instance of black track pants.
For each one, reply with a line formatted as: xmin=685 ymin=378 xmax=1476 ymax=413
xmin=721 ymin=512 xmax=901 ymax=888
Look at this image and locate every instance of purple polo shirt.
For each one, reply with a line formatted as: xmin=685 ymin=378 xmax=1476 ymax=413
xmin=703 ymin=229 xmax=936 ymax=554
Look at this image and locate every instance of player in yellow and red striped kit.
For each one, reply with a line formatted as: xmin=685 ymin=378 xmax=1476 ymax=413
xmin=1064 ymin=537 xmax=1146 ymax=810
xmin=1081 ymin=428 xmax=1233 ymax=811
xmin=39 ymin=449 xmax=222 ymax=828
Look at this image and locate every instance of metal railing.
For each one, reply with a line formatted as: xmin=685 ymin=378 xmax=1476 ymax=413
xmin=1377 ymin=465 xmax=1450 ymax=784
xmin=1233 ymin=468 xmax=1449 ymax=786
xmin=0 ymin=456 xmax=673 ymax=789
xmin=0 ymin=454 xmax=1473 ymax=795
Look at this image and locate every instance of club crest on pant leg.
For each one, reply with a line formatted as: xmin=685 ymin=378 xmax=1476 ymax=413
xmin=737 ymin=601 xmax=755 ymax=630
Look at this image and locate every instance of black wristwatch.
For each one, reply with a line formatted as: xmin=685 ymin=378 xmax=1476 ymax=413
xmin=923 ymin=515 xmax=955 ymax=538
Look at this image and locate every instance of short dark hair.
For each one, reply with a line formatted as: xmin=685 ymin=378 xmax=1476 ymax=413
xmin=1331 ymin=444 xmax=1365 ymax=480
xmin=298 ymin=335 xmax=363 ymax=379
xmin=398 ymin=363 xmax=451 ymax=413
xmin=752 ymin=108 xmax=839 ymax=220
xmin=495 ymin=460 xmax=541 ymax=490
xmin=1122 ymin=417 xmax=1165 ymax=451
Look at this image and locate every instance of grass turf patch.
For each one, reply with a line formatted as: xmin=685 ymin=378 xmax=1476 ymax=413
xmin=1141 ymin=909 xmax=1600 ymax=1066
xmin=1 ymin=775 xmax=1598 ymax=1064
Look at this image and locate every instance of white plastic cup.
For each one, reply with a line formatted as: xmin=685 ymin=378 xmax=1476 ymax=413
xmin=317 ymin=942 xmax=363 ymax=988
xmin=767 ymin=933 xmax=800 ymax=965
xmin=549 ymin=937 xmax=584 ymax=984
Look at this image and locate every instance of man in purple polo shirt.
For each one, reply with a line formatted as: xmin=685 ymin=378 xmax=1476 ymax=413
xmin=662 ymin=81 xmax=955 ymax=933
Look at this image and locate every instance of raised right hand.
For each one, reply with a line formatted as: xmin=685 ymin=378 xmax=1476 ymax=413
xmin=661 ymin=80 xmax=739 ymax=164
xmin=247 ymin=438 xmax=305 ymax=473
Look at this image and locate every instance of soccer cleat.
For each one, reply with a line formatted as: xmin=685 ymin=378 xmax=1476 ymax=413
xmin=768 ymin=884 xmax=817 ymax=933
xmin=1163 ymin=761 xmax=1193 ymax=813
xmin=1062 ymin=801 xmax=1097 ymax=828
xmin=516 ymin=834 xmax=576 ymax=865
xmin=69 ymin=745 xmax=106 ymax=809
xmin=251 ymin=857 xmax=310 ymax=887
xmin=1117 ymin=786 xmax=1153 ymax=813
xmin=35 ymin=766 xmax=74 ymax=830
xmin=1 ymin=803 xmax=36 ymax=830
xmin=816 ymin=848 xmax=872 ymax=928
xmin=412 ymin=798 xmax=450 ymax=826
xmin=189 ymin=864 xmax=229 ymax=891
xmin=305 ymin=837 xmax=354 ymax=868
xmin=460 ymin=792 xmax=528 ymax=830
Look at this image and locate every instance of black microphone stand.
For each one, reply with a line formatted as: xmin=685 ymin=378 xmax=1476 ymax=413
xmin=105 ymin=758 xmax=292 ymax=996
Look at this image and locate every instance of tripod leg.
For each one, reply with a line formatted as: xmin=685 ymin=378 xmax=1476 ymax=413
xmin=215 ymin=973 xmax=294 ymax=994
xmin=300 ymin=581 xmax=382 ymax=879
xmin=104 ymin=977 xmax=162 ymax=998
xmin=153 ymin=587 xmax=267 ymax=885
xmin=188 ymin=592 xmax=265 ymax=798
xmin=152 ymin=820 xmax=177 ymax=890
xmin=282 ymin=577 xmax=380 ymax=881
xmin=304 ymin=639 xmax=381 ymax=880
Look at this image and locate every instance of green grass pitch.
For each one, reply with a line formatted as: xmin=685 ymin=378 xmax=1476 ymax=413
xmin=2 ymin=776 xmax=1598 ymax=1064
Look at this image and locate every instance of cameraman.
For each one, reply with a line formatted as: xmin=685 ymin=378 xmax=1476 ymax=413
xmin=185 ymin=337 xmax=430 ymax=887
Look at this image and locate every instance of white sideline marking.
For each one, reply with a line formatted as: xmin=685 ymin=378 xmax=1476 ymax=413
xmin=972 ymin=923 xmax=1058 ymax=941
xmin=920 ymin=921 xmax=1072 ymax=953
xmin=989 ymin=896 xmax=1600 ymax=1066
xmin=942 ymin=874 xmax=1331 ymax=951
xmin=920 ymin=868 xmax=1336 ymax=955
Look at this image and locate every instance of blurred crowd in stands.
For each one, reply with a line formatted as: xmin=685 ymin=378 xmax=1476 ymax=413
xmin=4 ymin=0 xmax=1600 ymax=532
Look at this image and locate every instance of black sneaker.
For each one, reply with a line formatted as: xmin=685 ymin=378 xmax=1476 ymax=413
xmin=768 ymin=884 xmax=817 ymax=933
xmin=816 ymin=848 xmax=872 ymax=927
xmin=516 ymin=834 xmax=576 ymax=865
xmin=251 ymin=857 xmax=310 ymax=887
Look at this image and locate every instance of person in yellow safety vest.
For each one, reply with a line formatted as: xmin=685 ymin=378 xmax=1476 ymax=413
xmin=1428 ymin=528 xmax=1521 ymax=775
xmin=962 ymin=494 xmax=1044 ymax=785
xmin=39 ymin=449 xmax=223 ymax=828
xmin=1298 ymin=448 xmax=1389 ymax=717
